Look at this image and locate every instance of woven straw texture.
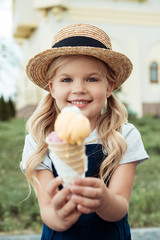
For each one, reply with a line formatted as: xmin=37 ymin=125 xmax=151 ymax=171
xmin=26 ymin=23 xmax=133 ymax=91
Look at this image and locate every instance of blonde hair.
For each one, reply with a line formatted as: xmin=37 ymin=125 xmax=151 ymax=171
xmin=98 ymin=95 xmax=127 ymax=183
xmin=25 ymin=55 xmax=127 ymax=184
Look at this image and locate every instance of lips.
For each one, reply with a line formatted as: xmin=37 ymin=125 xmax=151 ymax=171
xmin=68 ymin=100 xmax=92 ymax=108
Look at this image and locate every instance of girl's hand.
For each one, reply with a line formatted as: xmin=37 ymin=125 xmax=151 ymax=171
xmin=69 ymin=162 xmax=136 ymax=222
xmin=47 ymin=177 xmax=82 ymax=230
xmin=69 ymin=177 xmax=108 ymax=215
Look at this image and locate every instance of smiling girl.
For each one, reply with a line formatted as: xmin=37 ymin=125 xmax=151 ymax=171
xmin=21 ymin=24 xmax=148 ymax=240
xmin=48 ymin=55 xmax=114 ymax=131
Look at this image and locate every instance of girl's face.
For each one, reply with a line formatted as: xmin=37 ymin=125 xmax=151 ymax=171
xmin=49 ymin=56 xmax=114 ymax=130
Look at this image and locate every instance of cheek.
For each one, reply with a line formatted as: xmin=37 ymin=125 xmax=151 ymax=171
xmin=94 ymin=84 xmax=107 ymax=100
xmin=51 ymin=83 xmax=66 ymax=96
xmin=97 ymin=91 xmax=106 ymax=101
xmin=97 ymin=84 xmax=108 ymax=106
xmin=93 ymin=89 xmax=106 ymax=109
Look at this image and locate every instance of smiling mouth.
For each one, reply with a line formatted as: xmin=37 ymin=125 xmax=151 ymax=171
xmin=69 ymin=100 xmax=91 ymax=104
xmin=68 ymin=100 xmax=92 ymax=107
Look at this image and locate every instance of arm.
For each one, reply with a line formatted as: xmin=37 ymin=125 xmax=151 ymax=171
xmin=33 ymin=170 xmax=81 ymax=231
xmin=70 ymin=161 xmax=136 ymax=222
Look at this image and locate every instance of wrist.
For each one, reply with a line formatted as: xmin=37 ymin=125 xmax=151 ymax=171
xmin=96 ymin=187 xmax=111 ymax=218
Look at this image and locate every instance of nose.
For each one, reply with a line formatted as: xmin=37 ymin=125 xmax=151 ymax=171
xmin=72 ymin=80 xmax=87 ymax=94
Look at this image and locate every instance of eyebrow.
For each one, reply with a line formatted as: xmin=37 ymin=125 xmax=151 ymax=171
xmin=56 ymin=73 xmax=71 ymax=77
xmin=56 ymin=72 xmax=103 ymax=78
xmin=86 ymin=72 xmax=103 ymax=77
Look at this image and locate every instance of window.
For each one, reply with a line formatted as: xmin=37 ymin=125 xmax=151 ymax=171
xmin=150 ymin=62 xmax=158 ymax=83
xmin=114 ymin=0 xmax=147 ymax=2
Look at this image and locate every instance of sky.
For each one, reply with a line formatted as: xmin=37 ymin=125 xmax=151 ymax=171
xmin=0 ymin=0 xmax=20 ymax=100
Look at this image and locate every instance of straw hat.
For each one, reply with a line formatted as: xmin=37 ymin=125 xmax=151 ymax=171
xmin=26 ymin=23 xmax=133 ymax=91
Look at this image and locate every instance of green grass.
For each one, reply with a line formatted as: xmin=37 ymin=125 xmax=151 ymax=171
xmin=128 ymin=116 xmax=160 ymax=227
xmin=0 ymin=116 xmax=160 ymax=233
xmin=0 ymin=118 xmax=42 ymax=233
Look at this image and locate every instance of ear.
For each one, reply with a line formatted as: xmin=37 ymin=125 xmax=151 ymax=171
xmin=49 ymin=81 xmax=54 ymax=98
xmin=106 ymin=81 xmax=114 ymax=98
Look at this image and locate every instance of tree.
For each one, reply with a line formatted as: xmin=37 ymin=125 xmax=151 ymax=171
xmin=7 ymin=98 xmax=16 ymax=118
xmin=0 ymin=96 xmax=16 ymax=121
xmin=0 ymin=96 xmax=9 ymax=121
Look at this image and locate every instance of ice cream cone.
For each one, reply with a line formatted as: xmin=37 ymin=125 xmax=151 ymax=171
xmin=46 ymin=106 xmax=91 ymax=186
xmin=46 ymin=140 xmax=86 ymax=175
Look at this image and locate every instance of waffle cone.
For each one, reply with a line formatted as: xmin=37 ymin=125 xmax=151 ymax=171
xmin=47 ymin=142 xmax=86 ymax=175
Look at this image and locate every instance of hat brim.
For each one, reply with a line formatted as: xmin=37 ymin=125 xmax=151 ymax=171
xmin=26 ymin=46 xmax=133 ymax=91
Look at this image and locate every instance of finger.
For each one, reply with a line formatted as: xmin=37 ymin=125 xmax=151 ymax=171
xmin=71 ymin=194 xmax=100 ymax=209
xmin=77 ymin=204 xmax=93 ymax=214
xmin=70 ymin=185 xmax=101 ymax=199
xmin=73 ymin=177 xmax=102 ymax=188
xmin=47 ymin=177 xmax=63 ymax=198
xmin=59 ymin=199 xmax=79 ymax=218
xmin=52 ymin=186 xmax=71 ymax=210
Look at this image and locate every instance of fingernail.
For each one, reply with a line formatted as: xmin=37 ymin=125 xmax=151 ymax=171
xmin=66 ymin=193 xmax=72 ymax=200
xmin=55 ymin=176 xmax=62 ymax=183
xmin=71 ymin=186 xmax=77 ymax=191
xmin=72 ymin=194 xmax=78 ymax=201
xmin=74 ymin=178 xmax=81 ymax=184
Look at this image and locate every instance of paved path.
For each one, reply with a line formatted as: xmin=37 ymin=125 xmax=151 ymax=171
xmin=0 ymin=228 xmax=160 ymax=240
xmin=132 ymin=228 xmax=160 ymax=240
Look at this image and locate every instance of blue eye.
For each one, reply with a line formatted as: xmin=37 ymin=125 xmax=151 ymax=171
xmin=61 ymin=78 xmax=72 ymax=82
xmin=87 ymin=77 xmax=98 ymax=82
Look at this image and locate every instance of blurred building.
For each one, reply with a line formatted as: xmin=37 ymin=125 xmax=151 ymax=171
xmin=12 ymin=0 xmax=160 ymax=117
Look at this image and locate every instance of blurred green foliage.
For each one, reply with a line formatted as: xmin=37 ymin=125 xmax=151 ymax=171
xmin=0 ymin=96 xmax=16 ymax=121
xmin=128 ymin=116 xmax=160 ymax=227
xmin=0 ymin=118 xmax=42 ymax=233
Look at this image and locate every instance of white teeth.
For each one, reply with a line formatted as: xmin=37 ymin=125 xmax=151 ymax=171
xmin=71 ymin=101 xmax=88 ymax=104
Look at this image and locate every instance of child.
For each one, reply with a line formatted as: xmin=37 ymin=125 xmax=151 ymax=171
xmin=21 ymin=24 xmax=148 ymax=240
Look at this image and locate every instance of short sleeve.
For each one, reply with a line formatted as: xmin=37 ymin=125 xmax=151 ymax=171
xmin=120 ymin=123 xmax=149 ymax=165
xmin=20 ymin=134 xmax=52 ymax=173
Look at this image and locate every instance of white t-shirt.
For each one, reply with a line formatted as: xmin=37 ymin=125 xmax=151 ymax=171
xmin=20 ymin=123 xmax=149 ymax=173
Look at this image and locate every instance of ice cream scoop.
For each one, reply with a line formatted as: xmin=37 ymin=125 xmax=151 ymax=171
xmin=54 ymin=106 xmax=91 ymax=145
xmin=47 ymin=131 xmax=62 ymax=143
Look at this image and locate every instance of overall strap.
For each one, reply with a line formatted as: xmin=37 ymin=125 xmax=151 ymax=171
xmin=51 ymin=162 xmax=63 ymax=190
